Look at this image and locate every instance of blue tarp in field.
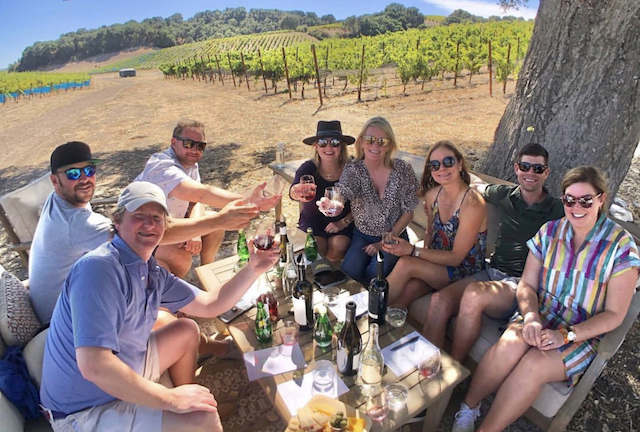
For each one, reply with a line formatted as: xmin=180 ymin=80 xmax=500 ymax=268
xmin=1 ymin=80 xmax=91 ymax=103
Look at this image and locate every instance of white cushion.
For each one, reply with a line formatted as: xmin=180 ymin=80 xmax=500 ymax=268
xmin=0 ymin=174 xmax=53 ymax=244
xmin=22 ymin=329 xmax=48 ymax=390
xmin=0 ymin=271 xmax=42 ymax=347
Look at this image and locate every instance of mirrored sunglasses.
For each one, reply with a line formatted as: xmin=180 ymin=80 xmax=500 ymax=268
xmin=174 ymin=135 xmax=207 ymax=151
xmin=561 ymin=193 xmax=601 ymax=209
xmin=517 ymin=161 xmax=547 ymax=174
xmin=61 ymin=165 xmax=97 ymax=180
xmin=361 ymin=135 xmax=391 ymax=147
xmin=428 ymin=156 xmax=457 ymax=171
xmin=317 ymin=138 xmax=342 ymax=148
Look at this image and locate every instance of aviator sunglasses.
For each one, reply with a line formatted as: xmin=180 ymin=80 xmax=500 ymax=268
xmin=174 ymin=135 xmax=207 ymax=151
xmin=561 ymin=193 xmax=602 ymax=209
xmin=361 ymin=135 xmax=392 ymax=147
xmin=316 ymin=138 xmax=342 ymax=148
xmin=517 ymin=161 xmax=547 ymax=174
xmin=61 ymin=165 xmax=97 ymax=180
xmin=428 ymin=156 xmax=457 ymax=171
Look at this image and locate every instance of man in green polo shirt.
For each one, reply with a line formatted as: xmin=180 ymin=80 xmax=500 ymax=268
xmin=423 ymin=143 xmax=564 ymax=362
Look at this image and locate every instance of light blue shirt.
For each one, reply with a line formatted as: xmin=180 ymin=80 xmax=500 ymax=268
xmin=40 ymin=235 xmax=199 ymax=413
xmin=29 ymin=192 xmax=111 ymax=324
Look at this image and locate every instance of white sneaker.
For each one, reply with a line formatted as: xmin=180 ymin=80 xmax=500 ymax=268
xmin=451 ymin=402 xmax=480 ymax=432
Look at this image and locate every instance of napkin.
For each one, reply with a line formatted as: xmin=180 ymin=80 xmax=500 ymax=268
xmin=382 ymin=331 xmax=439 ymax=379
xmin=243 ymin=344 xmax=306 ymax=381
xmin=277 ymin=369 xmax=350 ymax=416
xmin=328 ymin=291 xmax=368 ymax=322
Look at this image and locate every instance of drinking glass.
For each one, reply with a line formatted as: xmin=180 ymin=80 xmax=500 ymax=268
xmin=386 ymin=305 xmax=407 ymax=328
xmin=366 ymin=385 xmax=390 ymax=423
xmin=311 ymin=360 xmax=337 ymax=397
xmin=252 ymin=218 xmax=276 ymax=251
xmin=385 ymin=383 xmax=408 ymax=411
xmin=322 ymin=186 xmax=345 ymax=217
xmin=322 ymin=286 xmax=340 ymax=307
xmin=261 ymin=174 xmax=287 ymax=198
xmin=279 ymin=320 xmax=299 ymax=356
xmin=298 ymin=175 xmax=316 ymax=202
xmin=418 ymin=348 xmax=441 ymax=380
xmin=382 ymin=231 xmax=398 ymax=245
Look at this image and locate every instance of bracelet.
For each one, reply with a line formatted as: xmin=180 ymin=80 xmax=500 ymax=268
xmin=342 ymin=217 xmax=352 ymax=227
xmin=411 ymin=244 xmax=416 ymax=256
xmin=558 ymin=328 xmax=569 ymax=345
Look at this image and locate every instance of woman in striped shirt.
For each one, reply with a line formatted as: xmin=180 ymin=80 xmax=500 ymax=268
xmin=452 ymin=166 xmax=640 ymax=432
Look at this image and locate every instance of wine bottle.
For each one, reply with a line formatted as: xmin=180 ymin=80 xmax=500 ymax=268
xmin=279 ymin=218 xmax=288 ymax=269
xmin=293 ymin=254 xmax=314 ymax=331
xmin=368 ymin=251 xmax=389 ymax=326
xmin=357 ymin=323 xmax=384 ymax=393
xmin=255 ymin=301 xmax=272 ymax=343
xmin=283 ymin=242 xmax=297 ymax=299
xmin=304 ymin=227 xmax=318 ymax=261
xmin=337 ymin=301 xmax=362 ymax=376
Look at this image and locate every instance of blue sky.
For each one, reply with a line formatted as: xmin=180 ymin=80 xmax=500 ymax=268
xmin=0 ymin=0 xmax=539 ymax=70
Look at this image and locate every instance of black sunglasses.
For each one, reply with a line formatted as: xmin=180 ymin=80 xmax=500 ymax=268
xmin=561 ymin=193 xmax=601 ymax=209
xmin=317 ymin=138 xmax=342 ymax=148
xmin=60 ymin=165 xmax=96 ymax=180
xmin=517 ymin=161 xmax=547 ymax=174
xmin=428 ymin=156 xmax=457 ymax=171
xmin=174 ymin=135 xmax=207 ymax=151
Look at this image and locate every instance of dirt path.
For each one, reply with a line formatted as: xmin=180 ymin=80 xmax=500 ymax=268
xmin=0 ymin=71 xmax=638 ymax=431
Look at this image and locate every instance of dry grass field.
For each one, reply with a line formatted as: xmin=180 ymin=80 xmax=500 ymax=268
xmin=0 ymin=69 xmax=637 ymax=431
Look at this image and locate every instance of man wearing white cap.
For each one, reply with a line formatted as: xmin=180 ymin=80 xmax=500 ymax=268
xmin=40 ymin=182 xmax=279 ymax=432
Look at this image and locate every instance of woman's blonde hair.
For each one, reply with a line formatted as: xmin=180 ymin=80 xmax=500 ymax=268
xmin=419 ymin=140 xmax=471 ymax=196
xmin=354 ymin=116 xmax=397 ymax=169
xmin=561 ymin=166 xmax=609 ymax=215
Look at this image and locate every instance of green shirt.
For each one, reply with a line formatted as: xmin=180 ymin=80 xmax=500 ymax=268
xmin=484 ymin=185 xmax=564 ymax=277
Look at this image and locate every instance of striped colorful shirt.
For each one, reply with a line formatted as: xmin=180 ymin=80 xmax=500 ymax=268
xmin=527 ymin=215 xmax=640 ymax=384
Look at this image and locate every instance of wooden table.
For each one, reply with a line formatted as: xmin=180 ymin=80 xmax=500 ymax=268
xmin=195 ymin=256 xmax=470 ymax=432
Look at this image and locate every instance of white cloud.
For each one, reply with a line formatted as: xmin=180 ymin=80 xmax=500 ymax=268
xmin=422 ymin=0 xmax=538 ymax=20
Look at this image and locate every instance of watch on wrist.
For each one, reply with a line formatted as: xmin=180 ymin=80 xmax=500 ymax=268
xmin=567 ymin=326 xmax=577 ymax=343
xmin=412 ymin=247 xmax=421 ymax=258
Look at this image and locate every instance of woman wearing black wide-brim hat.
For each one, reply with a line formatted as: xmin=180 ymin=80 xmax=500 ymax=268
xmin=289 ymin=120 xmax=355 ymax=262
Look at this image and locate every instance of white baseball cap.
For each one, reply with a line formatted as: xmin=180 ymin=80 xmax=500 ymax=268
xmin=117 ymin=181 xmax=169 ymax=215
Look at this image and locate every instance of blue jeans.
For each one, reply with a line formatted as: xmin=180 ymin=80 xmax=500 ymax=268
xmin=341 ymin=228 xmax=408 ymax=285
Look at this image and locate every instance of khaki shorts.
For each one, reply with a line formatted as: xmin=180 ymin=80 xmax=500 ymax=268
xmin=46 ymin=334 xmax=163 ymax=432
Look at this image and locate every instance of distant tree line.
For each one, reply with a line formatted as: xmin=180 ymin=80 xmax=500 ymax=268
xmin=444 ymin=9 xmax=527 ymax=25
xmin=14 ymin=3 xmax=428 ymax=71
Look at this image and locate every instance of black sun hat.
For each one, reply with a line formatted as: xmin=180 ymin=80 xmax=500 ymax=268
xmin=302 ymin=120 xmax=356 ymax=145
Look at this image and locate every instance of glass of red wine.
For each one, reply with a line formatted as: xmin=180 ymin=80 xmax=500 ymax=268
xmin=298 ymin=174 xmax=316 ymax=202
xmin=418 ymin=348 xmax=441 ymax=380
xmin=253 ymin=218 xmax=276 ymax=251
xmin=366 ymin=385 xmax=389 ymax=423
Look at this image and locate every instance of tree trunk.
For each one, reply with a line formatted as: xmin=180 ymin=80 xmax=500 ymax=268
xmin=479 ymin=0 xmax=640 ymax=198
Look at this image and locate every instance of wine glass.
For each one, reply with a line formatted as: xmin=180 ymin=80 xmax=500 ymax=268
xmin=311 ymin=360 xmax=337 ymax=397
xmin=298 ymin=174 xmax=316 ymax=202
xmin=278 ymin=320 xmax=299 ymax=356
xmin=366 ymin=385 xmax=390 ymax=423
xmin=418 ymin=348 xmax=441 ymax=380
xmin=252 ymin=218 xmax=276 ymax=251
xmin=322 ymin=186 xmax=345 ymax=217
xmin=261 ymin=174 xmax=287 ymax=198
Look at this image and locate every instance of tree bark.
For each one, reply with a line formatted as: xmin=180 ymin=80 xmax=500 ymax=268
xmin=479 ymin=0 xmax=640 ymax=198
